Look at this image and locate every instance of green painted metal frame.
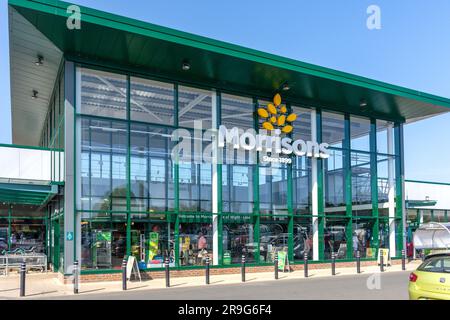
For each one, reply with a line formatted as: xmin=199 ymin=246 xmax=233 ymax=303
xmin=316 ymin=109 xmax=325 ymax=260
xmin=394 ymin=123 xmax=405 ymax=255
xmin=370 ymin=119 xmax=380 ymax=255
xmin=65 ymin=59 xmax=408 ymax=273
xmin=216 ymin=91 xmax=223 ymax=265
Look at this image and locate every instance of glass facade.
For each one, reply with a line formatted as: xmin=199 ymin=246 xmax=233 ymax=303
xmin=0 ymin=204 xmax=47 ymax=256
xmin=70 ymin=65 xmax=407 ymax=271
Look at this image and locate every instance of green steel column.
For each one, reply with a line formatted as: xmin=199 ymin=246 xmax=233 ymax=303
xmin=316 ymin=109 xmax=325 ymax=260
xmin=394 ymin=123 xmax=405 ymax=255
xmin=287 ymin=104 xmax=294 ymax=263
xmin=344 ymin=114 xmax=353 ymax=259
xmin=7 ymin=204 xmax=11 ymax=252
xmin=253 ymin=98 xmax=260 ymax=263
xmin=126 ymin=75 xmax=131 ymax=257
xmin=216 ymin=91 xmax=223 ymax=265
xmin=174 ymin=84 xmax=180 ymax=267
xmin=370 ymin=119 xmax=379 ymax=257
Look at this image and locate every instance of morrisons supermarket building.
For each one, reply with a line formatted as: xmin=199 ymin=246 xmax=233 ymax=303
xmin=4 ymin=0 xmax=450 ymax=280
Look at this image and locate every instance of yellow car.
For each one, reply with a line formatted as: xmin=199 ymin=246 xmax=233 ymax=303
xmin=409 ymin=253 xmax=450 ymax=300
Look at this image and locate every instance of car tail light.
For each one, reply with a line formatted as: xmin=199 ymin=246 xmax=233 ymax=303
xmin=409 ymin=272 xmax=418 ymax=282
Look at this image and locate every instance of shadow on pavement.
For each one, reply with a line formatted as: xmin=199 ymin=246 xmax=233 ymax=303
xmin=79 ymin=288 xmax=106 ymax=294
xmin=170 ymin=283 xmax=187 ymax=287
xmin=0 ymin=288 xmax=18 ymax=293
xmin=25 ymin=290 xmax=58 ymax=297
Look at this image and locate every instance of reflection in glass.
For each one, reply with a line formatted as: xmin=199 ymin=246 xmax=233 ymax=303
xmin=221 ymin=94 xmax=254 ymax=130
xmin=259 ymin=216 xmax=289 ymax=263
xmin=293 ymin=157 xmax=311 ymax=214
xmin=130 ymin=222 xmax=174 ymax=268
xmin=179 ymin=222 xmax=213 ymax=266
xmin=322 ymin=112 xmax=345 ymax=148
xmin=350 ymin=116 xmax=370 ymax=151
xmin=130 ymin=123 xmax=175 ymax=213
xmin=81 ymin=118 xmax=128 ymax=213
xmin=352 ymin=219 xmax=374 ymax=258
xmin=178 ymin=86 xmax=213 ymax=129
xmin=81 ymin=221 xmax=127 ymax=270
xmin=130 ymin=77 xmax=175 ymax=125
xmin=324 ymin=149 xmax=346 ymax=209
xmin=223 ymin=218 xmax=256 ymax=264
xmin=293 ymin=217 xmax=313 ymax=260
xmin=259 ymin=165 xmax=288 ymax=215
xmin=79 ymin=68 xmax=127 ymax=119
xmin=351 ymin=152 xmax=371 ymax=205
xmin=324 ymin=218 xmax=348 ymax=260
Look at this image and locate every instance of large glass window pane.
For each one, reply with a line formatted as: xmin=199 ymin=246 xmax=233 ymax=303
xmin=350 ymin=116 xmax=370 ymax=151
xmin=352 ymin=218 xmax=375 ymax=258
xmin=259 ymin=216 xmax=289 ymax=263
xmin=433 ymin=210 xmax=446 ymax=223
xmin=322 ymin=112 xmax=345 ymax=148
xmin=221 ymin=94 xmax=253 ymax=130
xmin=291 ymin=106 xmax=312 ymax=142
xmin=259 ymin=164 xmax=288 ymax=215
xmin=81 ymin=118 xmax=128 ymax=213
xmin=178 ymin=86 xmax=213 ymax=129
xmin=130 ymin=124 xmax=175 ymax=213
xmin=81 ymin=220 xmax=127 ymax=270
xmin=222 ymin=215 xmax=256 ymax=264
xmin=377 ymin=154 xmax=396 ymax=204
xmin=293 ymin=217 xmax=313 ymax=260
xmin=79 ymin=68 xmax=127 ymax=119
xmin=222 ymin=165 xmax=254 ymax=214
xmin=421 ymin=210 xmax=432 ymax=223
xmin=10 ymin=219 xmax=45 ymax=253
xmin=293 ymin=157 xmax=311 ymax=214
xmin=379 ymin=220 xmax=390 ymax=248
xmin=324 ymin=149 xmax=346 ymax=212
xmin=179 ymin=222 xmax=213 ymax=266
xmin=178 ymin=130 xmax=212 ymax=212
xmin=351 ymin=152 xmax=372 ymax=205
xmin=376 ymin=120 xmax=394 ymax=154
xmin=130 ymin=221 xmax=174 ymax=268
xmin=323 ymin=218 xmax=348 ymax=260
xmin=130 ymin=77 xmax=175 ymax=125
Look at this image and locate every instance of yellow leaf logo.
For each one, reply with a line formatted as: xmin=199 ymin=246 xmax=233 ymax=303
xmin=257 ymin=94 xmax=297 ymax=133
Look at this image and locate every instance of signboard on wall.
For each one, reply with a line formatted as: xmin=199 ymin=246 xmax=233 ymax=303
xmin=148 ymin=232 xmax=159 ymax=261
xmin=277 ymin=251 xmax=289 ymax=272
xmin=377 ymin=248 xmax=391 ymax=266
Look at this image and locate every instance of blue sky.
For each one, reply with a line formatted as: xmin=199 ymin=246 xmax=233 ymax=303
xmin=1 ymin=0 xmax=450 ymax=182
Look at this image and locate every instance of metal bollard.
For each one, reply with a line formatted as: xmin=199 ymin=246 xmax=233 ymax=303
xmin=401 ymin=249 xmax=406 ymax=271
xmin=205 ymin=256 xmax=210 ymax=285
xmin=165 ymin=257 xmax=170 ymax=288
xmin=380 ymin=252 xmax=384 ymax=272
xmin=303 ymin=252 xmax=308 ymax=278
xmin=331 ymin=252 xmax=336 ymax=276
xmin=274 ymin=255 xmax=278 ymax=280
xmin=356 ymin=250 xmax=361 ymax=274
xmin=122 ymin=258 xmax=127 ymax=291
xmin=19 ymin=262 xmax=26 ymax=297
xmin=73 ymin=260 xmax=79 ymax=294
xmin=241 ymin=254 xmax=246 ymax=283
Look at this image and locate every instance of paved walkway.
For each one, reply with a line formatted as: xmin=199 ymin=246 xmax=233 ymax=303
xmin=0 ymin=261 xmax=421 ymax=299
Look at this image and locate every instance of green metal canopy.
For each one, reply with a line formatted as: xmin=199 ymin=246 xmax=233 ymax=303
xmin=9 ymin=0 xmax=450 ymax=145
xmin=0 ymin=182 xmax=58 ymax=205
